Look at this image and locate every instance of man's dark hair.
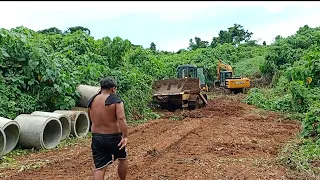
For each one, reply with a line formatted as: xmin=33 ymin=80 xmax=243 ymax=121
xmin=100 ymin=77 xmax=117 ymax=90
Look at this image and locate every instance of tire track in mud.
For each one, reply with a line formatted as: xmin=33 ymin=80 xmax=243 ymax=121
xmin=106 ymin=99 xmax=300 ymax=180
xmin=132 ymin=115 xmax=299 ymax=179
xmin=104 ymin=118 xmax=202 ymax=180
xmin=1 ymin=98 xmax=301 ymax=180
xmin=2 ymin=118 xmax=183 ymax=180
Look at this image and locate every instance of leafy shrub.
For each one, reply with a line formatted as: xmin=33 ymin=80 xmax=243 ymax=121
xmin=246 ymin=25 xmax=320 ymax=140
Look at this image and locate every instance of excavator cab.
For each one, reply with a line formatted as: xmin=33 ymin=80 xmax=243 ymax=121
xmin=214 ymin=59 xmax=250 ymax=94
xmin=219 ymin=71 xmax=233 ymax=87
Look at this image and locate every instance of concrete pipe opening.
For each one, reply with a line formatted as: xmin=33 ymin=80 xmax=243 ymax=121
xmin=0 ymin=117 xmax=19 ymax=155
xmin=31 ymin=111 xmax=71 ymax=140
xmin=41 ymin=119 xmax=62 ymax=149
xmin=75 ymin=113 xmax=89 ymax=138
xmin=0 ymin=128 xmax=6 ymax=156
xmin=14 ymin=115 xmax=62 ymax=150
xmin=53 ymin=110 xmax=89 ymax=138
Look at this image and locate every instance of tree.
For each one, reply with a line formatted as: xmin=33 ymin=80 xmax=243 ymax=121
xmin=297 ymin=25 xmax=310 ymax=34
xmin=150 ymin=42 xmax=156 ymax=51
xmin=188 ymin=39 xmax=196 ymax=50
xmin=177 ymin=49 xmax=187 ymax=54
xmin=243 ymin=40 xmax=258 ymax=46
xmin=188 ymin=37 xmax=209 ymax=50
xmin=263 ymin=41 xmax=266 ymax=46
xmin=131 ymin=44 xmax=143 ymax=50
xmin=275 ymin=35 xmax=282 ymax=41
xmin=210 ymin=24 xmax=253 ymax=47
xmin=38 ymin=27 xmax=63 ymax=35
xmin=64 ymin=26 xmax=91 ymax=35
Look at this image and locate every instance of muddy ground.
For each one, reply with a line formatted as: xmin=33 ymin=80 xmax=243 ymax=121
xmin=0 ymin=96 xmax=303 ymax=180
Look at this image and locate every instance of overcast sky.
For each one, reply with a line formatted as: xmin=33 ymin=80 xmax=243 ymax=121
xmin=1 ymin=1 xmax=320 ymax=52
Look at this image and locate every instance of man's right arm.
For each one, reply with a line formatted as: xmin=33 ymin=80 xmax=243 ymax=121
xmin=116 ymin=102 xmax=128 ymax=138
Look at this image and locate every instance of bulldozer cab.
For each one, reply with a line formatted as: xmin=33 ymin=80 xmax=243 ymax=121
xmin=177 ymin=64 xmax=207 ymax=90
xmin=177 ymin=65 xmax=206 ymax=83
xmin=220 ymin=71 xmax=232 ymax=87
xmin=177 ymin=65 xmax=197 ymax=78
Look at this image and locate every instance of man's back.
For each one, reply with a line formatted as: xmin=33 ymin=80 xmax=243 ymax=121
xmin=89 ymin=93 xmax=121 ymax=134
xmin=88 ymin=78 xmax=128 ymax=180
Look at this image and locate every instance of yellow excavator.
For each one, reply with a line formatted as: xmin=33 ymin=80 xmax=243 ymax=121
xmin=214 ymin=60 xmax=250 ymax=94
xmin=152 ymin=64 xmax=208 ymax=111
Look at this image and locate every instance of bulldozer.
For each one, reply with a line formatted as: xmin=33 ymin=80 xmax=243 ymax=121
xmin=214 ymin=59 xmax=250 ymax=94
xmin=152 ymin=64 xmax=208 ymax=111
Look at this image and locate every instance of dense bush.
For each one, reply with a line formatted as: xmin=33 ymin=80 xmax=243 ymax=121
xmin=0 ymin=27 xmax=152 ymax=120
xmin=246 ymin=25 xmax=320 ymax=140
xmin=2 ymin=24 xmax=318 ymax=139
xmin=0 ymin=25 xmax=266 ymax=121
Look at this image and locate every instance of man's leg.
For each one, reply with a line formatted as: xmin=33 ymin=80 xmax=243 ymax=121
xmin=118 ymin=159 xmax=128 ymax=180
xmin=93 ymin=167 xmax=107 ymax=180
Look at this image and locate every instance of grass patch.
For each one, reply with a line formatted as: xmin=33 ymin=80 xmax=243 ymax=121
xmin=233 ymin=56 xmax=265 ymax=78
xmin=0 ymin=134 xmax=91 ymax=172
xmin=128 ymin=110 xmax=161 ymax=126
xmin=169 ymin=114 xmax=184 ymax=121
xmin=278 ymin=138 xmax=320 ymax=179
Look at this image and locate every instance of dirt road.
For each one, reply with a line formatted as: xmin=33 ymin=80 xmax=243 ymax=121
xmin=1 ymin=97 xmax=301 ymax=179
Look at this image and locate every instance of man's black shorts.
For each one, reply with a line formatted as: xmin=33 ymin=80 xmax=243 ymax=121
xmin=91 ymin=132 xmax=127 ymax=170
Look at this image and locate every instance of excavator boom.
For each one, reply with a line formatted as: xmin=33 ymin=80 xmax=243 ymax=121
xmin=217 ymin=59 xmax=233 ymax=80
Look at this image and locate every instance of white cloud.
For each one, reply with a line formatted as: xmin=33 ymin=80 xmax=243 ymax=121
xmin=4 ymin=1 xmax=319 ymax=30
xmin=252 ymin=13 xmax=320 ymax=45
xmin=225 ymin=1 xmax=320 ymax=13
xmin=0 ymin=1 xmax=221 ymax=29
xmin=160 ymin=39 xmax=190 ymax=52
xmin=2 ymin=1 xmax=320 ymax=50
xmin=159 ymin=10 xmax=320 ymax=51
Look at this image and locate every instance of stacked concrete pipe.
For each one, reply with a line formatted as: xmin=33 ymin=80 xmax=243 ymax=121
xmin=14 ymin=114 xmax=62 ymax=149
xmin=0 ymin=127 xmax=6 ymax=156
xmin=76 ymin=84 xmax=101 ymax=108
xmin=53 ymin=110 xmax=89 ymax=138
xmin=0 ymin=117 xmax=19 ymax=155
xmin=31 ymin=111 xmax=71 ymax=140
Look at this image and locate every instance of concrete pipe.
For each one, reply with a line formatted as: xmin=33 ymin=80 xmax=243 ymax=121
xmin=0 ymin=117 xmax=19 ymax=155
xmin=0 ymin=128 xmax=6 ymax=156
xmin=53 ymin=110 xmax=89 ymax=138
xmin=14 ymin=114 xmax=62 ymax=149
xmin=76 ymin=84 xmax=101 ymax=108
xmin=31 ymin=111 xmax=71 ymax=141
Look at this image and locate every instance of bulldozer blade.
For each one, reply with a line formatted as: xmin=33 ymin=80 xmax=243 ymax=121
xmin=199 ymin=93 xmax=208 ymax=104
xmin=152 ymin=78 xmax=201 ymax=96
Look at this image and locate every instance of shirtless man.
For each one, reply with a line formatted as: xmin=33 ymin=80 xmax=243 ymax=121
xmin=87 ymin=78 xmax=128 ymax=180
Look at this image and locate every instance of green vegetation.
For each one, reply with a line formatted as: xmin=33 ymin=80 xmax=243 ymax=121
xmin=245 ymin=25 xmax=320 ymax=174
xmin=245 ymin=25 xmax=320 ymax=137
xmin=1 ymin=23 xmax=319 ymax=175
xmin=278 ymin=138 xmax=320 ymax=178
xmin=0 ymin=25 xmax=264 ymax=121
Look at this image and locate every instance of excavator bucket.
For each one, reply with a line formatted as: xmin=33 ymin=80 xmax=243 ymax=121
xmin=152 ymin=78 xmax=201 ymax=96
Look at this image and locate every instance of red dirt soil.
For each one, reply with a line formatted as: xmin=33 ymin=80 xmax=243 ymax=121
xmin=0 ymin=97 xmax=301 ymax=180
